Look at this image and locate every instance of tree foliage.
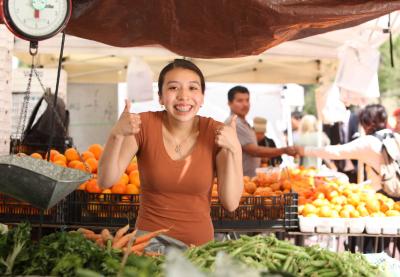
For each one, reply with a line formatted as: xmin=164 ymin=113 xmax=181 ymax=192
xmin=379 ymin=35 xmax=400 ymax=96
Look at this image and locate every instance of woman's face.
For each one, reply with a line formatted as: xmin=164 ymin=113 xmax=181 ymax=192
xmin=159 ymin=68 xmax=204 ymax=122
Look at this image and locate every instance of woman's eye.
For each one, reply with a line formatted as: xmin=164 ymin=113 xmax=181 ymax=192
xmin=168 ymin=86 xmax=178 ymax=90
xmin=190 ymin=86 xmax=199 ymax=91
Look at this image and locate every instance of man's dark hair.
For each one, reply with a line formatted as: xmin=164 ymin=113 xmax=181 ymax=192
xmin=227 ymin=86 xmax=249 ymax=102
xmin=291 ymin=111 xmax=303 ymax=120
xmin=359 ymin=104 xmax=387 ymax=134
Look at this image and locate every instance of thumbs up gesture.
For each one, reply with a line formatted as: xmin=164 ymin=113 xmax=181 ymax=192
xmin=215 ymin=115 xmax=241 ymax=153
xmin=112 ymin=99 xmax=141 ymax=136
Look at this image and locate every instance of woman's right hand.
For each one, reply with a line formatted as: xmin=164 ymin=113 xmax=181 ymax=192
xmin=111 ymin=99 xmax=141 ymax=136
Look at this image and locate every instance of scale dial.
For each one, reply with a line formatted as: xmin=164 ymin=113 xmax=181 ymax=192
xmin=1 ymin=0 xmax=72 ymax=41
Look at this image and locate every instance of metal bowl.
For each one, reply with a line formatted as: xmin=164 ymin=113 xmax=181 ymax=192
xmin=0 ymin=155 xmax=91 ymax=209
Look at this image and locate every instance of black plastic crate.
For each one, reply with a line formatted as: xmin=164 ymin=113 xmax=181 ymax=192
xmin=211 ymin=193 xmax=298 ymax=230
xmin=67 ymin=191 xmax=298 ymax=231
xmin=0 ymin=193 xmax=67 ymax=224
xmin=66 ymin=190 xmax=140 ymax=227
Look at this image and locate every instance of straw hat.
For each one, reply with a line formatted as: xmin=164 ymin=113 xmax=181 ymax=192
xmin=253 ymin=117 xmax=267 ymax=133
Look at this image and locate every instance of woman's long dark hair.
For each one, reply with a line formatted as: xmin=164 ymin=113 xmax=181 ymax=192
xmin=359 ymin=104 xmax=387 ymax=135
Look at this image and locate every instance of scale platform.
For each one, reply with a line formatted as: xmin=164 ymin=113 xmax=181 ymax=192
xmin=0 ymin=155 xmax=91 ymax=209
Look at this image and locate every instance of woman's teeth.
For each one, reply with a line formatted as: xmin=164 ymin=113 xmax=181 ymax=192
xmin=174 ymin=105 xmax=192 ymax=112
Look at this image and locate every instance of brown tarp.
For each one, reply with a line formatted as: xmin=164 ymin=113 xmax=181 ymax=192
xmin=2 ymin=1 xmax=400 ymax=58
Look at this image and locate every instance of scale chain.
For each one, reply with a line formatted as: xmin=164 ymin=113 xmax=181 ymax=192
xmin=14 ymin=57 xmax=35 ymax=152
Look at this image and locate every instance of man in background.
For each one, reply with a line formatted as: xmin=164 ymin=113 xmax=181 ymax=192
xmin=225 ymin=86 xmax=295 ymax=177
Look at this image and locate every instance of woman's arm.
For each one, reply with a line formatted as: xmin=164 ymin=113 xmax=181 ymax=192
xmin=98 ymin=100 xmax=141 ymax=189
xmin=98 ymin=134 xmax=138 ymax=189
xmin=296 ymin=136 xmax=372 ymax=161
xmin=215 ymin=116 xmax=243 ymax=212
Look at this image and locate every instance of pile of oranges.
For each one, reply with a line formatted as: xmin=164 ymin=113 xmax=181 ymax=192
xmin=211 ymin=167 xmax=315 ymax=199
xmin=28 ymin=144 xmax=141 ymax=195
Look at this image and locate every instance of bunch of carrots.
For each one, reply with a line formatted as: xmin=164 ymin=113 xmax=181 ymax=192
xmin=76 ymin=225 xmax=169 ymax=256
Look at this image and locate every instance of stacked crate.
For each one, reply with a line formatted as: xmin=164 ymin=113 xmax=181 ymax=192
xmin=0 ymin=26 xmax=13 ymax=155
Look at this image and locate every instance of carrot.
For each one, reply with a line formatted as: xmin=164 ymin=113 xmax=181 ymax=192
xmin=130 ymin=240 xmax=151 ymax=253
xmin=101 ymin=228 xmax=113 ymax=242
xmin=77 ymin=228 xmax=95 ymax=235
xmin=145 ymin=251 xmax=162 ymax=257
xmin=83 ymin=233 xmax=102 ymax=241
xmin=114 ymin=224 xmax=130 ymax=241
xmin=95 ymin=238 xmax=105 ymax=248
xmin=112 ymin=230 xmax=137 ymax=249
xmin=134 ymin=229 xmax=169 ymax=245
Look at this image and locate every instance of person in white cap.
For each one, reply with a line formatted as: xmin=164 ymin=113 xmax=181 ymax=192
xmin=253 ymin=117 xmax=282 ymax=167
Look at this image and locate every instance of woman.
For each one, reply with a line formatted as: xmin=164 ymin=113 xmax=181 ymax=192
xmin=98 ymin=59 xmax=243 ymax=247
xmin=296 ymin=104 xmax=398 ymax=194
xmin=294 ymin=114 xmax=330 ymax=168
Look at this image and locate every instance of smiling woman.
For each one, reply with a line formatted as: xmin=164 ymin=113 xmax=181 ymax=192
xmin=98 ymin=59 xmax=243 ymax=247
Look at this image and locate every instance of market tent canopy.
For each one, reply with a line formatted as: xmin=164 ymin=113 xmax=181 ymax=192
xmin=12 ymin=11 xmax=400 ymax=84
xmin=2 ymin=0 xmax=399 ymax=58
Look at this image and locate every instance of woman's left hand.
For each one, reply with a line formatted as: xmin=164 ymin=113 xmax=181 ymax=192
xmin=215 ymin=115 xmax=241 ymax=153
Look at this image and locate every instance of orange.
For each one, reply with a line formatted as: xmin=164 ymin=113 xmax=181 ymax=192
xmin=64 ymin=148 xmax=80 ymax=162
xmin=126 ymin=184 xmax=140 ymax=194
xmin=88 ymin=144 xmax=103 ymax=160
xmin=244 ymin=182 xmax=257 ymax=194
xmin=53 ymin=160 xmax=67 ymax=167
xmin=129 ymin=170 xmax=140 ymax=186
xmin=85 ymin=158 xmax=98 ymax=173
xmin=111 ymin=183 xmax=127 ymax=194
xmin=86 ymin=179 xmax=101 ymax=193
xmin=68 ymin=160 xmax=80 ymax=168
xmin=243 ymin=176 xmax=250 ymax=183
xmin=282 ymin=180 xmax=291 ymax=191
xmin=119 ymin=173 xmax=129 ymax=186
xmin=125 ymin=162 xmax=138 ymax=175
xmin=380 ymin=202 xmax=391 ymax=213
xmin=394 ymin=202 xmax=400 ymax=211
xmin=77 ymin=181 xmax=87 ymax=190
xmin=53 ymin=154 xmax=67 ymax=164
xmin=45 ymin=149 xmax=60 ymax=161
xmin=30 ymin=152 xmax=42 ymax=159
xmin=73 ymin=161 xmax=92 ymax=173
xmin=81 ymin=151 xmax=95 ymax=161
xmin=270 ymin=182 xmax=281 ymax=192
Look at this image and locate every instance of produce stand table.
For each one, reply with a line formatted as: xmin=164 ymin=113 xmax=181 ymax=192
xmin=288 ymin=231 xmax=400 ymax=258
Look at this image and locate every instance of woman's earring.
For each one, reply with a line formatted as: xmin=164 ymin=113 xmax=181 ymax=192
xmin=161 ymin=104 xmax=165 ymax=110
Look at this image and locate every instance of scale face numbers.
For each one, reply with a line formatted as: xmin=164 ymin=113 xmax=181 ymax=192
xmin=1 ymin=0 xmax=72 ymax=41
